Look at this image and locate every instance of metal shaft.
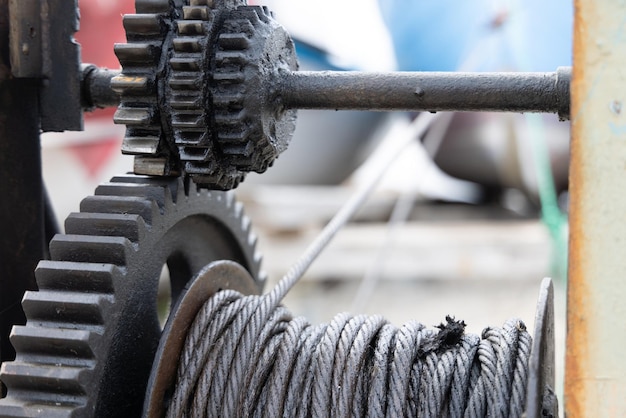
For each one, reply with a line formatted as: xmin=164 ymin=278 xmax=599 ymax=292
xmin=279 ymin=67 xmax=571 ymax=120
xmin=84 ymin=66 xmax=572 ymax=120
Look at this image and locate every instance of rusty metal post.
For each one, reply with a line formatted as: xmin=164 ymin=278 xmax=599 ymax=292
xmin=566 ymin=0 xmax=626 ymax=416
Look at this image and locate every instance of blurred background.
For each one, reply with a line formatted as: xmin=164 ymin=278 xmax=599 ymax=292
xmin=42 ymin=0 xmax=572 ymax=409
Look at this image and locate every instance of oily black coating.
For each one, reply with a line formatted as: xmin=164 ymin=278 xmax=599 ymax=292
xmin=0 ymin=175 xmax=262 ymax=417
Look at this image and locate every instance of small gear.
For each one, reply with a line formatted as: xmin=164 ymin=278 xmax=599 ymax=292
xmin=0 ymin=175 xmax=263 ymax=417
xmin=212 ymin=6 xmax=298 ymax=173
xmin=113 ymin=0 xmax=299 ymax=190
xmin=167 ymin=0 xmax=247 ymax=190
xmin=112 ymin=0 xmax=179 ymax=176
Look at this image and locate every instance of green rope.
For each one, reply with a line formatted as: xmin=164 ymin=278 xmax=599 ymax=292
xmin=524 ymin=113 xmax=568 ymax=281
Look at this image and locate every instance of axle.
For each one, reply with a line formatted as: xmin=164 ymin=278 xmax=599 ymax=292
xmin=84 ymin=66 xmax=571 ymax=120
xmin=279 ymin=68 xmax=571 ymax=120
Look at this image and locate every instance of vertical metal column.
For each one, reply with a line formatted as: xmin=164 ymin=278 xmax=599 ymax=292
xmin=0 ymin=0 xmax=45 ymax=369
xmin=566 ymin=0 xmax=626 ymax=416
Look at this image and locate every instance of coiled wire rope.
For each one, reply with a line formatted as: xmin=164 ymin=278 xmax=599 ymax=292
xmin=166 ymin=112 xmax=532 ymax=417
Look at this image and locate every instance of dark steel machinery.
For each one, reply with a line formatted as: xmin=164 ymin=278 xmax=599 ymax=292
xmin=0 ymin=0 xmax=563 ymax=416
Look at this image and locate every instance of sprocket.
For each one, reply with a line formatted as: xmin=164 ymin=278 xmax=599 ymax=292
xmin=112 ymin=0 xmax=298 ymax=190
xmin=0 ymin=175 xmax=263 ymax=417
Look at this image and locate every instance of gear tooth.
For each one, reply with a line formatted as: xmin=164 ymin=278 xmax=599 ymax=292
xmin=182 ymin=5 xmax=211 ymax=20
xmin=222 ymin=193 xmax=235 ymax=208
xmin=65 ymin=213 xmax=146 ymax=243
xmin=181 ymin=146 xmax=211 ymax=162
xmin=236 ymin=203 xmax=247 ymax=225
xmin=121 ymin=135 xmax=160 ymax=155
xmin=1 ymin=362 xmax=88 ymax=396
xmin=171 ymin=94 xmax=203 ymax=109
xmin=109 ymin=174 xmax=168 ymax=185
xmin=49 ymin=235 xmax=132 ymax=266
xmin=10 ymin=327 xmax=97 ymax=364
xmin=172 ymin=37 xmax=203 ymax=53
xmin=215 ymin=51 xmax=247 ymax=66
xmin=110 ymin=176 xmax=181 ymax=204
xmin=123 ymin=13 xmax=163 ymax=36
xmin=170 ymin=56 xmax=202 ymax=71
xmin=218 ymin=129 xmax=249 ymax=146
xmin=0 ymin=399 xmax=78 ymax=417
xmin=213 ymin=92 xmax=245 ymax=108
xmin=175 ymin=130 xmax=209 ymax=146
xmin=21 ymin=290 xmax=110 ymax=327
xmin=135 ymin=0 xmax=170 ymax=14
xmin=213 ymin=70 xmax=245 ymax=83
xmin=95 ymin=183 xmax=169 ymax=209
xmin=169 ymin=75 xmax=202 ymax=90
xmin=218 ymin=32 xmax=250 ymax=50
xmin=172 ymin=112 xmax=206 ymax=129
xmin=80 ymin=196 xmax=155 ymax=225
xmin=114 ymin=43 xmax=160 ymax=65
xmin=190 ymin=0 xmax=215 ymax=6
xmin=214 ymin=110 xmax=245 ymax=126
xmin=177 ymin=20 xmax=207 ymax=35
xmin=36 ymin=260 xmax=117 ymax=294
xmin=113 ymin=107 xmax=154 ymax=126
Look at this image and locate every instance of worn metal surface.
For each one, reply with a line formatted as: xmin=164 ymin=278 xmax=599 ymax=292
xmin=566 ymin=0 xmax=626 ymax=416
xmin=8 ymin=0 xmax=42 ymax=78
xmin=9 ymin=0 xmax=82 ymax=131
xmin=526 ymin=278 xmax=557 ymax=418
xmin=39 ymin=0 xmax=82 ymax=131
xmin=143 ymin=260 xmax=259 ymax=418
xmin=0 ymin=175 xmax=263 ymax=417
xmin=279 ymin=68 xmax=571 ymax=120
xmin=0 ymin=0 xmax=45 ymax=370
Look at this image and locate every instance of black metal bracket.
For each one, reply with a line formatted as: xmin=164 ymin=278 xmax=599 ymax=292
xmin=0 ymin=0 xmax=80 ymax=370
xmin=9 ymin=0 xmax=82 ymax=132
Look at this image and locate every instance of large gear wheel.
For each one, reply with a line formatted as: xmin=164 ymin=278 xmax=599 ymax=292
xmin=0 ymin=175 xmax=263 ymax=417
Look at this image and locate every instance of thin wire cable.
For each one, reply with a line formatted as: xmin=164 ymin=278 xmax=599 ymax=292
xmin=165 ymin=108 xmax=532 ymax=417
xmin=350 ymin=112 xmax=455 ymax=313
xmin=271 ymin=111 xmax=440 ymax=304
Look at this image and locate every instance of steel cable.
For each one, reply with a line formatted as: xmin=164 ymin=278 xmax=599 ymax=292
xmin=166 ymin=112 xmax=533 ymax=417
xmin=167 ymin=294 xmax=531 ymax=417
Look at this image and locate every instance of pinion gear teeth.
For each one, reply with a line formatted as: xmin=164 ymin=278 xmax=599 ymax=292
xmin=212 ymin=6 xmax=298 ymax=173
xmin=112 ymin=0 xmax=172 ymax=174
xmin=112 ymin=0 xmax=298 ymax=190
xmin=168 ymin=0 xmax=248 ymax=189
